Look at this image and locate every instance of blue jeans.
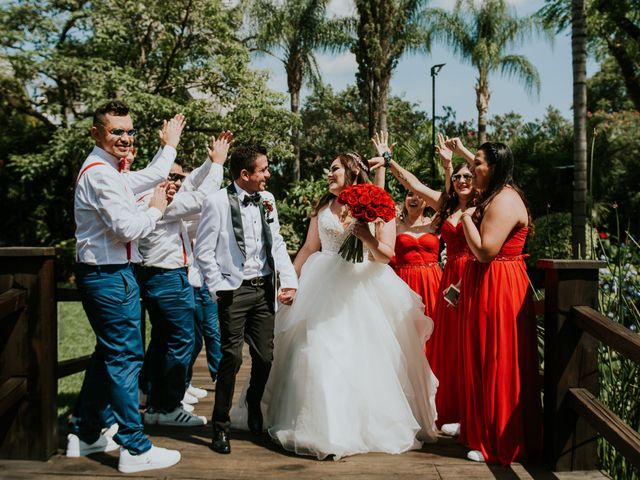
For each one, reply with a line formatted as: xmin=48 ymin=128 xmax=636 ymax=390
xmin=188 ymin=285 xmax=222 ymax=385
xmin=74 ymin=263 xmax=151 ymax=454
xmin=137 ymin=267 xmax=195 ymax=412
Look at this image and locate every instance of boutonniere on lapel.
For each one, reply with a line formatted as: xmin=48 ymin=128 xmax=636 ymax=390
xmin=262 ymin=199 xmax=275 ymax=224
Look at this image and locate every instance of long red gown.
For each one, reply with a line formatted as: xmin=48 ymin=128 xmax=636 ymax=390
xmin=428 ymin=220 xmax=471 ymax=427
xmin=391 ymin=232 xmax=442 ymax=320
xmin=458 ymin=227 xmax=542 ymax=465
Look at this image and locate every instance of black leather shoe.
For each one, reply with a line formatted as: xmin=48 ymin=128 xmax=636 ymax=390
xmin=211 ymin=429 xmax=231 ymax=454
xmin=246 ymin=401 xmax=263 ymax=435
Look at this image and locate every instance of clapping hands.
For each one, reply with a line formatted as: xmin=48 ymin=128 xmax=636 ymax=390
xmin=158 ymin=113 xmax=187 ymax=148
xmin=206 ymin=131 xmax=234 ymax=165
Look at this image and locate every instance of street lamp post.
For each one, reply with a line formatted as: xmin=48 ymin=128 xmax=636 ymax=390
xmin=430 ymin=63 xmax=445 ymax=180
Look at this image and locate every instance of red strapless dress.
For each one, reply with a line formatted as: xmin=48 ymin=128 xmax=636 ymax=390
xmin=428 ymin=220 xmax=471 ymax=427
xmin=458 ymin=227 xmax=542 ymax=465
xmin=391 ymin=232 xmax=442 ymax=321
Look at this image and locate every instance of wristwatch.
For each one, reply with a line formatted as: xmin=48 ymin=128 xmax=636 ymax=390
xmin=382 ymin=151 xmax=392 ymax=168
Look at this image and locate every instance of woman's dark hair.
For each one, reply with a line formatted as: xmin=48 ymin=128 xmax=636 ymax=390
xmin=229 ymin=144 xmax=268 ymax=179
xmin=93 ymin=100 xmax=130 ymax=126
xmin=432 ymin=163 xmax=476 ymax=231
xmin=473 ymin=142 xmax=533 ymax=231
xmin=312 ymin=153 xmax=370 ymax=216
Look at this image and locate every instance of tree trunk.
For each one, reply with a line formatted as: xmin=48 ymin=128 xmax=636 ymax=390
xmin=290 ymin=88 xmax=301 ymax=183
xmin=475 ymin=77 xmax=490 ymax=146
xmin=377 ymin=75 xmax=390 ymax=134
xmin=571 ymin=0 xmax=588 ymax=258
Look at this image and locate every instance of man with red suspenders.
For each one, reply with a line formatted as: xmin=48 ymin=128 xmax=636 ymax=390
xmin=68 ymin=100 xmax=185 ymax=474
xmin=136 ymin=132 xmax=232 ymax=427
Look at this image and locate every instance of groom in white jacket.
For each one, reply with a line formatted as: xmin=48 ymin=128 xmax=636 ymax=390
xmin=195 ymin=144 xmax=297 ymax=454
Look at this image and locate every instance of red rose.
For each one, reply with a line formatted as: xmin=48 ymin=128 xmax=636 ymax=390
xmin=364 ymin=208 xmax=377 ymax=222
xmin=352 ymin=205 xmax=366 ymax=218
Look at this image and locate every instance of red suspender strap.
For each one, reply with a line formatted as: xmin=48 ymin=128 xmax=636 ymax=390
xmin=76 ymin=161 xmax=132 ymax=262
xmin=76 ymin=161 xmax=106 ymax=183
xmin=180 ymin=233 xmax=188 ymax=267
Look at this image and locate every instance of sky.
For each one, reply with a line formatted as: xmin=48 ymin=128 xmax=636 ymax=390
xmin=250 ymin=0 xmax=599 ymax=125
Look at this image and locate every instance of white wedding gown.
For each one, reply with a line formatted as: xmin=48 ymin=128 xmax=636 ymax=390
xmin=263 ymin=205 xmax=439 ymax=460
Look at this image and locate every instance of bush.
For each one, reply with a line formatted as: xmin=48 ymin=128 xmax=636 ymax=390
xmin=527 ymin=212 xmax=596 ymax=266
xmin=276 ymin=178 xmax=328 ymax=251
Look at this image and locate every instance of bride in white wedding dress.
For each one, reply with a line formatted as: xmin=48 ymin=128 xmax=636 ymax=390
xmin=261 ymin=153 xmax=438 ymax=460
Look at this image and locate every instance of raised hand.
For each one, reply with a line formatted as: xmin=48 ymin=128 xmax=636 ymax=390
xmin=444 ymin=136 xmax=464 ymax=155
xmin=436 ymin=133 xmax=453 ymax=170
xmin=206 ymin=130 xmax=234 ymax=165
xmin=149 ymin=182 xmax=169 ymax=214
xmin=371 ymin=131 xmax=394 ymax=156
xmin=368 ymin=156 xmax=385 ymax=171
xmin=158 ymin=113 xmax=187 ymax=148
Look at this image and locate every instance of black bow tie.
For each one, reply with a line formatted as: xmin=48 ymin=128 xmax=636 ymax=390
xmin=242 ymin=193 xmax=261 ymax=206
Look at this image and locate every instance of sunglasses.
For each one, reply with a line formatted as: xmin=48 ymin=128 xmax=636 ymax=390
xmin=452 ymin=173 xmax=474 ymax=183
xmin=103 ymin=126 xmax=138 ymax=137
xmin=167 ymin=172 xmax=187 ymax=182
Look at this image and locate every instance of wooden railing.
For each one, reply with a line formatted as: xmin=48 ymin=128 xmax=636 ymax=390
xmin=538 ymin=259 xmax=640 ymax=472
xmin=0 ymin=247 xmax=57 ymax=460
xmin=2 ymin=249 xmax=639 ymax=471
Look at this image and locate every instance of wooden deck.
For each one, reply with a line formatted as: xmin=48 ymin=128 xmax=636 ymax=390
xmin=0 ymin=348 xmax=609 ymax=480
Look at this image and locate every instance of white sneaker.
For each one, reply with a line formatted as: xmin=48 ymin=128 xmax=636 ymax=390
xmin=441 ymin=422 xmax=461 ymax=437
xmin=187 ymin=384 xmax=208 ymax=399
xmin=118 ymin=445 xmax=181 ymax=473
xmin=102 ymin=422 xmax=118 ymax=439
xmin=144 ymin=407 xmax=207 ymax=426
xmin=66 ymin=433 xmax=119 ymax=457
xmin=181 ymin=401 xmax=194 ymax=412
xmin=183 ymin=391 xmax=198 ymax=404
xmin=467 ymin=450 xmax=486 ymax=462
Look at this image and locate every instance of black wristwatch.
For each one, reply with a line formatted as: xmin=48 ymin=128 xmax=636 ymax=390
xmin=382 ymin=151 xmax=392 ymax=168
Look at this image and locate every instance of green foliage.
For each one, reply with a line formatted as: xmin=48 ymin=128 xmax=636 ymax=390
xmin=428 ymin=0 xmax=549 ymax=141
xmin=352 ymin=0 xmax=430 ymax=135
xmin=537 ymin=0 xmax=640 ymax=113
xmin=595 ymin=228 xmax=640 ymax=480
xmin=527 ymin=212 xmax=596 ymax=265
xmin=0 ymin=0 xmax=294 ymax=246
xmin=276 ymin=178 xmax=327 ymax=250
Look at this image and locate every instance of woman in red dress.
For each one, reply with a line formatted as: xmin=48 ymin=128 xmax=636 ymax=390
xmin=453 ymin=139 xmax=542 ymax=464
xmin=370 ymin=132 xmax=475 ymax=431
xmin=391 ymin=191 xmax=442 ymax=320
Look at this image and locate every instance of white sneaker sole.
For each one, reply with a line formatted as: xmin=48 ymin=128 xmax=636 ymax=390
xmin=118 ymin=454 xmax=181 ymax=473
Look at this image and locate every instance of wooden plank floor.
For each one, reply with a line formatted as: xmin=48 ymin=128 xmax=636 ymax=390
xmin=0 ymin=347 xmax=609 ymax=479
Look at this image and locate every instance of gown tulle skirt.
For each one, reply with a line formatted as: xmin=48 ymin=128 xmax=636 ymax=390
xmin=261 ymin=251 xmax=439 ymax=460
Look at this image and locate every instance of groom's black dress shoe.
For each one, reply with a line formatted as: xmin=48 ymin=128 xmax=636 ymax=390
xmin=211 ymin=429 xmax=231 ymax=454
xmin=247 ymin=402 xmax=264 ymax=435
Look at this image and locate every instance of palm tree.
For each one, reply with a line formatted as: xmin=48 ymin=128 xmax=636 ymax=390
xmin=571 ymin=0 xmax=588 ymax=258
xmin=249 ymin=0 xmax=352 ymax=182
xmin=353 ymin=0 xmax=431 ymax=137
xmin=428 ymin=0 xmax=546 ymax=145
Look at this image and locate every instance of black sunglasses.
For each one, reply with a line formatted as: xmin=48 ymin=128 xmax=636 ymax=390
xmin=168 ymin=172 xmax=187 ymax=182
xmin=101 ymin=126 xmax=138 ymax=137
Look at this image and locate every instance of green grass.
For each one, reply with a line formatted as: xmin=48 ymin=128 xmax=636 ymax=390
xmin=57 ymin=301 xmax=151 ymax=420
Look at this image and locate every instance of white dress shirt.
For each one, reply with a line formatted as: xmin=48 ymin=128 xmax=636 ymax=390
xmin=137 ymin=160 xmax=223 ymax=270
xmin=233 ymin=183 xmax=272 ymax=279
xmin=74 ymin=145 xmax=176 ymax=265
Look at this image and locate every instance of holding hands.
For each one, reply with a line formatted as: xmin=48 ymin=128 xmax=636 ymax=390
xmin=278 ymin=288 xmax=296 ymax=306
xmin=206 ymin=131 xmax=234 ymax=165
xmin=159 ymin=113 xmax=187 ymax=148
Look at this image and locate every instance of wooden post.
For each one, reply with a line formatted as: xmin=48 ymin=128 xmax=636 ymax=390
xmin=537 ymin=259 xmax=604 ymax=471
xmin=0 ymin=247 xmax=57 ymax=460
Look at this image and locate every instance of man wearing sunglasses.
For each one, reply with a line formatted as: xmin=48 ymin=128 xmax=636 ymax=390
xmin=135 ymin=132 xmax=233 ymax=429
xmin=70 ymin=99 xmax=185 ymax=474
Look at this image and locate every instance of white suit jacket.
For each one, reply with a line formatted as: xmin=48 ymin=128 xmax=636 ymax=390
xmin=195 ymin=185 xmax=297 ymax=301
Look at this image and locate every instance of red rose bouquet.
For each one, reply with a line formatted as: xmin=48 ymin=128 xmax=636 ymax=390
xmin=336 ymin=183 xmax=397 ymax=262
